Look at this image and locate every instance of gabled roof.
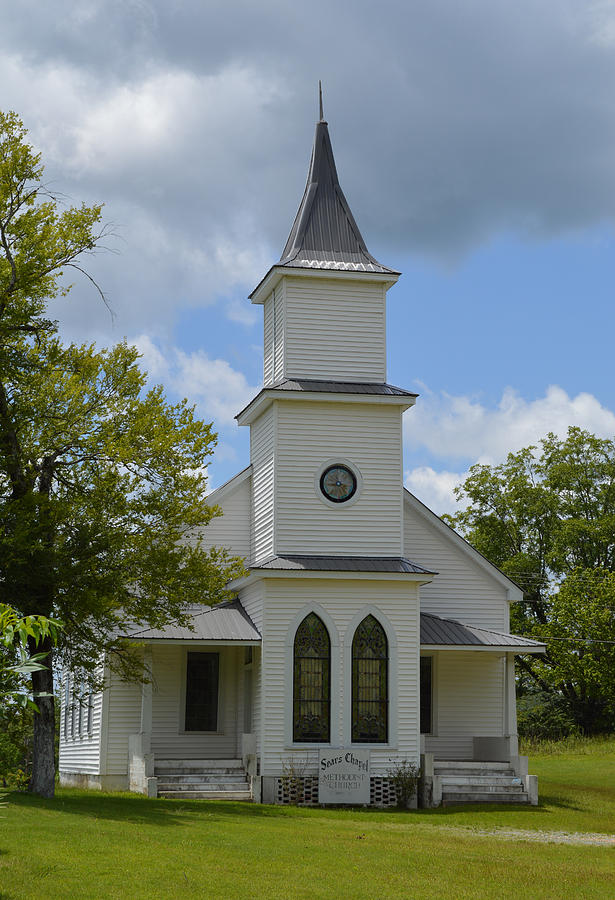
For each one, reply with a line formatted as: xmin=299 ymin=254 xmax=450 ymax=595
xmin=420 ymin=612 xmax=546 ymax=653
xmin=278 ymin=118 xmax=397 ymax=275
xmin=124 ymin=600 xmax=261 ymax=644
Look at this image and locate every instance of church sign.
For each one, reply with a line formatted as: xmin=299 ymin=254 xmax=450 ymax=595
xmin=318 ymin=749 xmax=370 ymax=804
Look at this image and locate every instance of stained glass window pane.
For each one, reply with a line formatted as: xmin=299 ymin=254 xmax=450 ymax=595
xmin=293 ymin=613 xmax=331 ymax=743
xmin=352 ymin=615 xmax=388 ymax=743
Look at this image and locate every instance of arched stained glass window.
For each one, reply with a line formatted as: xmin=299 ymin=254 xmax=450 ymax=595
xmin=293 ymin=613 xmax=331 ymax=743
xmin=352 ymin=615 xmax=388 ymax=743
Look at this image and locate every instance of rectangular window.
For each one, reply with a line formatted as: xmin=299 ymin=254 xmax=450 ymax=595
xmin=420 ymin=656 xmax=433 ymax=734
xmin=63 ymin=673 xmax=70 ymax=740
xmin=87 ymin=693 xmax=93 ymax=735
xmin=185 ymin=652 xmax=219 ymax=732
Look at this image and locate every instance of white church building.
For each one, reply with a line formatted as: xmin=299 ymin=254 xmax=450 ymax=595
xmin=59 ymin=110 xmax=545 ymax=807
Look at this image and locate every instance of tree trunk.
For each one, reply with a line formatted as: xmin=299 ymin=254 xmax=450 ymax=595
xmin=28 ymin=634 xmax=56 ymax=798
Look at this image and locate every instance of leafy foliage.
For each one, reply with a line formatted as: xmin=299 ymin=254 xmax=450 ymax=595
xmin=0 ymin=111 xmax=245 ymax=795
xmin=387 ymin=758 xmax=420 ymax=808
xmin=446 ymin=427 xmax=615 ymax=732
xmin=0 ymin=604 xmax=62 ymax=706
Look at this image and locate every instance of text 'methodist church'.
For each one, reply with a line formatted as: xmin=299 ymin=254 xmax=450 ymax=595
xmin=59 ymin=104 xmax=545 ymax=807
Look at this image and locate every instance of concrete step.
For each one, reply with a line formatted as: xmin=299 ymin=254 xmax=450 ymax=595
xmin=159 ymin=790 xmax=252 ymax=801
xmin=157 ymin=781 xmax=250 ymax=792
xmin=442 ymin=782 xmax=524 ymax=794
xmin=440 ymin=776 xmax=524 ymax=788
xmin=156 ymin=770 xmax=246 ymax=784
xmin=155 ymin=758 xmax=243 ymax=771
xmin=435 ymin=767 xmax=515 ymax=778
xmin=442 ymin=791 xmax=529 ymax=805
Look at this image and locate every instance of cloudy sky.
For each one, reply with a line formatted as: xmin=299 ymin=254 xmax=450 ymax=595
xmin=2 ymin=0 xmax=615 ymax=512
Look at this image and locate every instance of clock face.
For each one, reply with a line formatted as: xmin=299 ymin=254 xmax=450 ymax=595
xmin=319 ymin=464 xmax=357 ymax=503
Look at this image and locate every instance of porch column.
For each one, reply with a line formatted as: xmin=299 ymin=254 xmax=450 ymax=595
xmin=504 ymin=653 xmax=518 ymax=757
xmin=129 ymin=645 xmax=157 ymax=796
xmin=140 ymin=646 xmax=153 ymax=735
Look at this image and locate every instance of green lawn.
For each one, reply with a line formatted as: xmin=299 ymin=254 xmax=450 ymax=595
xmin=1 ymin=740 xmax=614 ymax=900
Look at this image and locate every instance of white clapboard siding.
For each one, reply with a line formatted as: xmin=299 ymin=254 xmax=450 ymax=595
xmin=194 ymin=472 xmax=251 ymax=562
xmin=283 ymin=276 xmax=386 ymax=383
xmin=251 ymin=407 xmax=275 ymax=563
xmin=263 ymin=283 xmax=286 ymax=386
xmin=238 ymin=581 xmax=264 ymax=755
xmin=59 ymin=675 xmax=104 ymax=775
xmin=424 ymin=651 xmax=505 ymax=760
xmin=275 ymin=400 xmax=403 ymax=557
xmin=263 ymin=288 xmax=274 ymax=385
xmin=150 ymin=645 xmax=240 ymax=759
xmin=404 ymin=494 xmax=510 ymax=631
xmin=103 ymin=669 xmax=142 ymax=775
xmin=260 ymin=577 xmax=420 ymax=776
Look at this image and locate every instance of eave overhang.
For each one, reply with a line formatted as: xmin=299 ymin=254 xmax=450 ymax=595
xmin=236 ymin=383 xmax=417 ymax=426
xmin=249 ymin=264 xmax=399 ymax=306
xmin=229 ymin=557 xmax=436 ymax=591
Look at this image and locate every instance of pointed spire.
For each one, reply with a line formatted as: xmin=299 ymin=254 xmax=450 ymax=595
xmin=277 ymin=105 xmax=396 ymax=274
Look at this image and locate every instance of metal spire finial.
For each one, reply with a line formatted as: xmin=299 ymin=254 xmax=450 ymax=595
xmin=319 ymin=80 xmax=324 ymax=122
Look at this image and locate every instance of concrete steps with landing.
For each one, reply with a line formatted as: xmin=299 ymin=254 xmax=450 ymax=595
xmin=155 ymin=759 xmax=252 ymax=801
xmin=434 ymin=760 xmax=530 ymax=806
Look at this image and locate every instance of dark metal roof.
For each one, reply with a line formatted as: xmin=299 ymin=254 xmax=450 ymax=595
xmin=235 ymin=379 xmax=417 ymax=421
xmin=420 ymin=612 xmax=546 ymax=651
xmin=125 ymin=600 xmax=261 ymax=643
xmin=253 ymin=555 xmax=435 ymax=575
xmin=269 ymin=378 xmax=417 ymax=397
xmin=278 ymin=119 xmax=397 ymax=275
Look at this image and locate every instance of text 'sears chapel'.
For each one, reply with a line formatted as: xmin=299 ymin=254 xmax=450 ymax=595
xmin=59 ymin=108 xmax=545 ymax=807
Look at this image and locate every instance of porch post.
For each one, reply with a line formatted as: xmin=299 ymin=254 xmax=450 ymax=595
xmin=140 ymin=646 xmax=153 ymax=735
xmin=504 ymin=653 xmax=518 ymax=758
xmin=129 ymin=645 xmax=157 ymax=797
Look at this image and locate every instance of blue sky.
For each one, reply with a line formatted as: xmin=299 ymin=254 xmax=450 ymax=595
xmin=2 ymin=0 xmax=615 ymax=513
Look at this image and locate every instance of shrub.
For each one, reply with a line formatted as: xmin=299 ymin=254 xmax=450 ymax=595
xmin=387 ymin=758 xmax=420 ymax=809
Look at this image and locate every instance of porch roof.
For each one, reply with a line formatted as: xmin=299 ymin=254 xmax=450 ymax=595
xmin=125 ymin=600 xmax=261 ymax=644
xmin=420 ymin=612 xmax=546 ymax=653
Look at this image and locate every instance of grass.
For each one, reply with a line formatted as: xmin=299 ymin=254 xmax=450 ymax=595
xmin=1 ymin=740 xmax=614 ymax=900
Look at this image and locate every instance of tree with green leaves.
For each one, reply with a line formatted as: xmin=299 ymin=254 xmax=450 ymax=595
xmin=0 ymin=111 xmax=244 ymax=797
xmin=0 ymin=605 xmax=62 ymax=787
xmin=446 ymin=426 xmax=615 ymax=733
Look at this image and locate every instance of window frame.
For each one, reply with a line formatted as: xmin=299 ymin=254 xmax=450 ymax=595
xmin=292 ymin=612 xmax=331 ymax=744
xmin=181 ymin=650 xmax=222 ymax=734
xmin=351 ymin=615 xmax=389 ymax=745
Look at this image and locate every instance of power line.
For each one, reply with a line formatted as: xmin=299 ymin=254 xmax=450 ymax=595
xmin=522 ymin=635 xmax=615 ymax=646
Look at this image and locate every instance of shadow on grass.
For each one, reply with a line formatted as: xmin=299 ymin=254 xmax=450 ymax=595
xmin=2 ymin=787 xmax=583 ymax=829
xmin=2 ymin=789 xmax=303 ymax=827
xmin=412 ymin=796 xmax=582 ymax=817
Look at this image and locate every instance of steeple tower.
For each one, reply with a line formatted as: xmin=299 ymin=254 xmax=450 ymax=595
xmin=249 ymin=109 xmax=400 ymax=387
xmin=239 ymin=106 xmax=414 ymax=565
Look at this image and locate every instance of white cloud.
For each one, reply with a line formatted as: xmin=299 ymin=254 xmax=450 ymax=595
xmin=405 ymin=385 xmax=615 ymax=465
xmin=404 ymin=467 xmax=468 ymax=517
xmin=403 ymin=384 xmax=615 ymax=514
xmin=129 ymin=337 xmax=260 ymax=427
xmin=132 ymin=333 xmax=170 ymax=382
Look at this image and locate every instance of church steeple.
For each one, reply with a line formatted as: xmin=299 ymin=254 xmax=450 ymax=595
xmin=249 ymin=103 xmax=401 ymax=386
xmin=278 ymin=114 xmax=396 ymax=275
